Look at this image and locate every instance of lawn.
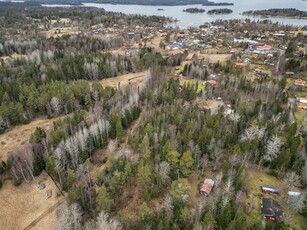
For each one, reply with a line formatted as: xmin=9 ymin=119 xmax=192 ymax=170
xmin=244 ymin=168 xmax=307 ymax=229
xmin=180 ymin=78 xmax=206 ymax=91
xmin=294 ymin=110 xmax=306 ymax=124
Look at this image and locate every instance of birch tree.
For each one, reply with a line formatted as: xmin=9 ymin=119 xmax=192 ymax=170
xmin=56 ymin=203 xmax=82 ymax=230
xmin=96 ymin=211 xmax=122 ymax=230
xmin=263 ymin=135 xmax=283 ymax=162
xmin=51 ymin=96 xmax=62 ymax=116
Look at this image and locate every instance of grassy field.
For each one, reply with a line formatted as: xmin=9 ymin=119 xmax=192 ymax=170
xmin=0 ymin=172 xmax=63 ymax=230
xmin=97 ymin=71 xmax=146 ymax=89
xmin=180 ymin=78 xmax=206 ymax=91
xmin=0 ymin=117 xmax=59 ymax=162
xmin=40 ymin=27 xmax=81 ymax=38
xmin=294 ymin=110 xmax=306 ymax=124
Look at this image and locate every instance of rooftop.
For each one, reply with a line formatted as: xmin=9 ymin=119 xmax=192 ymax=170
xmin=261 ymin=198 xmax=283 ymax=219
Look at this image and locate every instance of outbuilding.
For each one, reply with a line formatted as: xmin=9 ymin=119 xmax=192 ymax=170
xmin=199 ymin=179 xmax=215 ymax=196
xmin=261 ymin=186 xmax=280 ymax=195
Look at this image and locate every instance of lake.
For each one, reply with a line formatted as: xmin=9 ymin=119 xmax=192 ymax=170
xmin=43 ymin=0 xmax=307 ymax=28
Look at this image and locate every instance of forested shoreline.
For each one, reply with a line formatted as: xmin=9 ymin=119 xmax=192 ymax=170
xmin=243 ymin=8 xmax=307 ymax=19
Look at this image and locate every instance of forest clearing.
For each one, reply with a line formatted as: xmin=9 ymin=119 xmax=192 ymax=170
xmin=0 ymin=117 xmax=58 ymax=161
xmin=0 ymin=172 xmax=63 ymax=230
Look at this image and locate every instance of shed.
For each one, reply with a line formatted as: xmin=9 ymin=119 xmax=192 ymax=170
xmin=199 ymin=179 xmax=215 ymax=196
xmin=287 ymin=191 xmax=301 ymax=197
xmin=261 ymin=186 xmax=280 ymax=195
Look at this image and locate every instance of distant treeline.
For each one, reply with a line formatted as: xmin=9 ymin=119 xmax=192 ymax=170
xmin=207 ymin=8 xmax=233 ymax=14
xmin=183 ymin=8 xmax=206 ymax=13
xmin=23 ymin=0 xmax=233 ymax=6
xmin=243 ymin=8 xmax=307 ymax=19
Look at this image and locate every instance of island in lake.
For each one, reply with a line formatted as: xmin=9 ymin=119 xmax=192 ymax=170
xmin=207 ymin=8 xmax=233 ymax=14
xmin=183 ymin=8 xmax=206 ymax=13
xmin=157 ymin=8 xmax=165 ymax=11
xmin=243 ymin=8 xmax=307 ymax=19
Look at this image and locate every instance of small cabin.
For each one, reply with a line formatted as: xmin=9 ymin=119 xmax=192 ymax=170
xmin=261 ymin=186 xmax=280 ymax=195
xmin=287 ymin=191 xmax=301 ymax=197
xmin=199 ymin=179 xmax=215 ymax=196
xmin=295 ymin=79 xmax=305 ymax=86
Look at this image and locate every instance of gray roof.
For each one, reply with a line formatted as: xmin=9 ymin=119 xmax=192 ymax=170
xmin=261 ymin=198 xmax=283 ymax=218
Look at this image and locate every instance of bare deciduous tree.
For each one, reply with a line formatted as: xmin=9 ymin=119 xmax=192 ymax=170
xmin=96 ymin=211 xmax=122 ymax=230
xmin=287 ymin=195 xmax=306 ymax=213
xmin=283 ymin=172 xmax=300 ymax=189
xmin=50 ymin=96 xmax=62 ymax=116
xmin=56 ymin=203 xmax=83 ymax=230
xmin=156 ymin=161 xmax=170 ymax=183
xmin=240 ymin=125 xmax=265 ymax=142
xmin=264 ymin=135 xmax=283 ymax=162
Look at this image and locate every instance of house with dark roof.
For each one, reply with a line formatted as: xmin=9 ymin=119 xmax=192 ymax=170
xmin=261 ymin=198 xmax=283 ymax=221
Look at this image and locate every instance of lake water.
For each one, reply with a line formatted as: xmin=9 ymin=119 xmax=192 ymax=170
xmin=43 ymin=0 xmax=307 ymax=28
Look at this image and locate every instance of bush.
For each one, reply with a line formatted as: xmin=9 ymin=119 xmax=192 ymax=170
xmin=13 ymin=179 xmax=22 ymax=187
xmin=268 ymin=169 xmax=278 ymax=178
xmin=0 ymin=179 xmax=2 ymax=189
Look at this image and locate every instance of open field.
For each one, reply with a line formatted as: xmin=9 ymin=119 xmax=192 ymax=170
xmin=40 ymin=27 xmax=81 ymax=38
xmin=295 ymin=110 xmax=307 ymax=124
xmin=0 ymin=172 xmax=64 ymax=230
xmin=50 ymin=18 xmax=71 ymax=24
xmin=0 ymin=117 xmax=58 ymax=162
xmin=180 ymin=78 xmax=205 ymax=91
xmin=98 ymin=71 xmax=146 ymax=88
xmin=197 ymin=53 xmax=231 ymax=63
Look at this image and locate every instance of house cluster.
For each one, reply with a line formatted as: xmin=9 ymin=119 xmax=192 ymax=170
xmin=296 ymin=97 xmax=307 ymax=110
xmin=260 ymin=186 xmax=283 ymax=221
xmin=260 ymin=185 xmax=304 ymax=222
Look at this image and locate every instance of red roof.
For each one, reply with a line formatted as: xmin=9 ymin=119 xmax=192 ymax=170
xmin=200 ymin=179 xmax=215 ymax=195
xmin=295 ymin=79 xmax=305 ymax=85
xmin=255 ymin=68 xmax=263 ymax=72
xmin=256 ymin=45 xmax=272 ymax=50
xmin=206 ymin=80 xmax=217 ymax=86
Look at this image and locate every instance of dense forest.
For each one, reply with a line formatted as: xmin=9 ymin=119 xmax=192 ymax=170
xmin=243 ymin=8 xmax=307 ymax=19
xmin=207 ymin=8 xmax=233 ymax=15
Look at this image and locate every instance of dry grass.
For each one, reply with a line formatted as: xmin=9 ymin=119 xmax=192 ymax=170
xmin=0 ymin=53 xmax=27 ymax=61
xmin=97 ymin=71 xmax=146 ymax=88
xmin=0 ymin=172 xmax=63 ymax=230
xmin=290 ymin=30 xmax=307 ymax=36
xmin=40 ymin=27 xmax=81 ymax=38
xmin=50 ymin=18 xmax=71 ymax=24
xmin=198 ymin=99 xmax=224 ymax=114
xmin=0 ymin=117 xmax=59 ymax=162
